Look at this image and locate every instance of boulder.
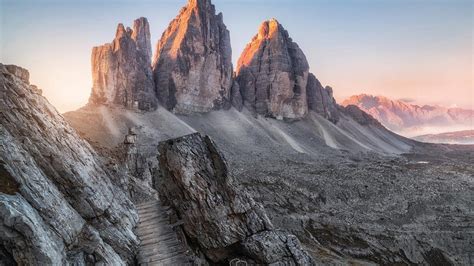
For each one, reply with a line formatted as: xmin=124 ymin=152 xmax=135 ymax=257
xmin=157 ymin=133 xmax=314 ymax=264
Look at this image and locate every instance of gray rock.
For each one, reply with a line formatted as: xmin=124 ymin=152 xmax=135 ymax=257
xmin=152 ymin=0 xmax=233 ymax=114
xmin=230 ymin=80 xmax=243 ymax=111
xmin=157 ymin=133 xmax=313 ymax=264
xmin=90 ymin=17 xmax=157 ymax=111
xmin=306 ymin=73 xmax=340 ymax=123
xmin=5 ymin=65 xmax=29 ymax=84
xmin=236 ymin=19 xmax=309 ymax=120
xmin=0 ymin=63 xmax=139 ymax=265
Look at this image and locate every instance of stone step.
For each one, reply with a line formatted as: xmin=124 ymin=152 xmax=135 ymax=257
xmin=139 ymin=249 xmax=188 ymax=264
xmin=139 ymin=230 xmax=177 ymax=242
xmin=138 ymin=244 xmax=185 ymax=259
xmin=139 ymin=211 xmax=168 ymax=220
xmin=144 ymin=255 xmax=191 ymax=266
xmin=138 ymin=215 xmax=169 ymax=225
xmin=137 ymin=201 xmax=160 ymax=209
xmin=140 ymin=236 xmax=181 ymax=248
xmin=137 ymin=221 xmax=172 ymax=231
xmin=138 ymin=204 xmax=170 ymax=212
xmin=139 ymin=242 xmax=184 ymax=257
xmin=136 ymin=200 xmax=189 ymax=265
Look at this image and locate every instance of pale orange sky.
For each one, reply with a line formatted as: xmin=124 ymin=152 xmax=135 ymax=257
xmin=1 ymin=0 xmax=472 ymax=112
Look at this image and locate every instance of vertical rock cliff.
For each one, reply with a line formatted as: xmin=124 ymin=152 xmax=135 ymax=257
xmin=152 ymin=0 xmax=233 ymax=114
xmin=236 ymin=19 xmax=309 ymax=120
xmin=157 ymin=133 xmax=314 ymax=264
xmin=306 ymin=73 xmax=340 ymax=123
xmin=90 ymin=17 xmax=157 ymax=111
xmin=0 ymin=64 xmax=139 ymax=264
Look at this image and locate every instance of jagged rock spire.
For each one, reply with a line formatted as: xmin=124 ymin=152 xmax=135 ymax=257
xmin=152 ymin=0 xmax=233 ymax=114
xmin=90 ymin=17 xmax=157 ymax=111
xmin=236 ymin=19 xmax=309 ymax=120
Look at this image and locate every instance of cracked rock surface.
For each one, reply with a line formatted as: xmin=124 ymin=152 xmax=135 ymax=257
xmin=157 ymin=133 xmax=313 ymax=264
xmin=0 ymin=64 xmax=139 ymax=265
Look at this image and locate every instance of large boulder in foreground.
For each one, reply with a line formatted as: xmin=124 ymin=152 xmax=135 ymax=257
xmin=152 ymin=0 xmax=233 ymax=114
xmin=236 ymin=19 xmax=309 ymax=120
xmin=157 ymin=133 xmax=313 ymax=264
xmin=0 ymin=64 xmax=139 ymax=264
xmin=90 ymin=17 xmax=157 ymax=111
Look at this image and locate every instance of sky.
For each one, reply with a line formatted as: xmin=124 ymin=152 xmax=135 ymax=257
xmin=1 ymin=0 xmax=472 ymax=112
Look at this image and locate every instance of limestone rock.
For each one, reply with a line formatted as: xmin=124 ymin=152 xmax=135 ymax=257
xmin=236 ymin=19 xmax=309 ymax=120
xmin=5 ymin=65 xmax=29 ymax=84
xmin=0 ymin=64 xmax=139 ymax=264
xmin=90 ymin=17 xmax=157 ymax=111
xmin=230 ymin=80 xmax=243 ymax=111
xmin=306 ymin=73 xmax=340 ymax=123
xmin=157 ymin=133 xmax=313 ymax=264
xmin=152 ymin=0 xmax=233 ymax=114
xmin=342 ymin=104 xmax=383 ymax=126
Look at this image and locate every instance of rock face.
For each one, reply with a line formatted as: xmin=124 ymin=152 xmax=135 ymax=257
xmin=157 ymin=133 xmax=313 ymax=264
xmin=306 ymin=73 xmax=340 ymax=123
xmin=0 ymin=64 xmax=139 ymax=264
xmin=152 ymin=0 xmax=233 ymax=114
xmin=90 ymin=17 xmax=157 ymax=111
xmin=236 ymin=19 xmax=309 ymax=120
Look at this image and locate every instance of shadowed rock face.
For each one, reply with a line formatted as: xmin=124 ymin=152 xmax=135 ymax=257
xmin=0 ymin=64 xmax=139 ymax=265
xmin=90 ymin=17 xmax=157 ymax=111
xmin=157 ymin=133 xmax=313 ymax=264
xmin=236 ymin=19 xmax=309 ymax=120
xmin=152 ymin=0 xmax=233 ymax=114
xmin=306 ymin=73 xmax=340 ymax=123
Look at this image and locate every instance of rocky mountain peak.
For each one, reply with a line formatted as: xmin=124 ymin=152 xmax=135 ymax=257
xmin=152 ymin=0 xmax=233 ymax=114
xmin=90 ymin=17 xmax=157 ymax=111
xmin=236 ymin=19 xmax=309 ymax=119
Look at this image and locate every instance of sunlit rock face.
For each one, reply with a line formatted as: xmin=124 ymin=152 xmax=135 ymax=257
xmin=0 ymin=64 xmax=139 ymax=264
xmin=306 ymin=73 xmax=340 ymax=123
xmin=152 ymin=0 xmax=233 ymax=114
xmin=236 ymin=19 xmax=309 ymax=120
xmin=90 ymin=17 xmax=157 ymax=111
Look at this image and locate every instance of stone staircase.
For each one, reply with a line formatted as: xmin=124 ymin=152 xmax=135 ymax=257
xmin=136 ymin=200 xmax=191 ymax=265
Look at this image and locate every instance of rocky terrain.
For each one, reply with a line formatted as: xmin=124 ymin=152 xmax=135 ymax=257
xmin=0 ymin=64 xmax=139 ymax=264
xmin=342 ymin=94 xmax=474 ymax=138
xmin=2 ymin=0 xmax=473 ymax=265
xmin=414 ymin=129 xmax=474 ymax=144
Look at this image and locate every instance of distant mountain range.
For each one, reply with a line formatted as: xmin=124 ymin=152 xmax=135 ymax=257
xmin=342 ymin=94 xmax=473 ymax=139
xmin=414 ymin=130 xmax=474 ymax=145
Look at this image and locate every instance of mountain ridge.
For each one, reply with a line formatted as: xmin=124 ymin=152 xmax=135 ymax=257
xmin=342 ymin=94 xmax=474 ymax=137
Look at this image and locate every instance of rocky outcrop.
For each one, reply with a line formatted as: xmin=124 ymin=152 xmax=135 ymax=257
xmin=0 ymin=64 xmax=139 ymax=264
xmin=90 ymin=17 xmax=157 ymax=111
xmin=342 ymin=104 xmax=383 ymax=127
xmin=152 ymin=0 xmax=233 ymax=114
xmin=157 ymin=133 xmax=313 ymax=264
xmin=230 ymin=80 xmax=243 ymax=111
xmin=236 ymin=19 xmax=309 ymax=120
xmin=306 ymin=73 xmax=340 ymax=123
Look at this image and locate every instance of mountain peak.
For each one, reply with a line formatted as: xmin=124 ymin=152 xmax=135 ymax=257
xmin=236 ymin=19 xmax=309 ymax=119
xmin=152 ymin=0 xmax=232 ymax=114
xmin=90 ymin=17 xmax=157 ymax=111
